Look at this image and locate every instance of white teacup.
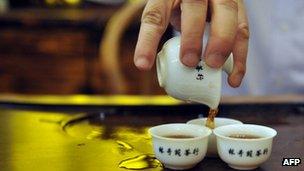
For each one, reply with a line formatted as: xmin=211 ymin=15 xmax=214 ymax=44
xmin=214 ymin=124 xmax=277 ymax=170
xmin=156 ymin=36 xmax=233 ymax=109
xmin=149 ymin=123 xmax=211 ymax=170
xmin=187 ymin=117 xmax=243 ymax=157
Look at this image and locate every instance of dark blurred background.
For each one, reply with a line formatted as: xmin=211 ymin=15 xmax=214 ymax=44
xmin=0 ymin=0 xmax=172 ymax=95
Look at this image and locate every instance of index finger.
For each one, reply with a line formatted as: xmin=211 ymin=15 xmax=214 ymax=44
xmin=134 ymin=0 xmax=174 ymax=70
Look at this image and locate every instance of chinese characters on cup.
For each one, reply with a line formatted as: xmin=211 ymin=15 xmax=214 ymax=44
xmin=158 ymin=146 xmax=200 ymax=157
xmin=228 ymin=148 xmax=269 ymax=157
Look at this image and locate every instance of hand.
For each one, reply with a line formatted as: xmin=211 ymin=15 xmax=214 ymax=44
xmin=134 ymin=0 xmax=249 ymax=87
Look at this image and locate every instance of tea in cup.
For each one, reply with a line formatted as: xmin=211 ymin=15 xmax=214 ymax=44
xmin=214 ymin=124 xmax=277 ymax=170
xmin=149 ymin=123 xmax=211 ymax=170
xmin=187 ymin=117 xmax=243 ymax=157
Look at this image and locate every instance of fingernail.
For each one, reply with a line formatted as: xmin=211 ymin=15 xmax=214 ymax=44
xmin=135 ymin=58 xmax=150 ymax=70
xmin=206 ymin=53 xmax=224 ymax=68
xmin=182 ymin=53 xmax=199 ymax=67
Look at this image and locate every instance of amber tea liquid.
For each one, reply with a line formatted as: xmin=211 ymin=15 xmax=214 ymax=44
xmin=229 ymin=134 xmax=261 ymax=139
xmin=163 ymin=135 xmax=196 ymax=139
xmin=205 ymin=108 xmax=219 ymax=129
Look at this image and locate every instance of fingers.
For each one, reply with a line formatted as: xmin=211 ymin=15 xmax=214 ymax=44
xmin=205 ymin=0 xmax=238 ymax=68
xmin=180 ymin=0 xmax=208 ymax=67
xmin=134 ymin=0 xmax=174 ymax=70
xmin=228 ymin=0 xmax=249 ymax=87
xmin=170 ymin=1 xmax=182 ymax=31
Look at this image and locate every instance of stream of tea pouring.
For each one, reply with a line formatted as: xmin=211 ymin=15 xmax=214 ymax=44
xmin=156 ymin=36 xmax=233 ymax=129
xmin=205 ymin=55 xmax=233 ymax=129
xmin=205 ymin=108 xmax=218 ymax=129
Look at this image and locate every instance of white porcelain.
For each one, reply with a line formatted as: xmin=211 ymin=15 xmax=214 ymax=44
xmin=149 ymin=123 xmax=211 ymax=170
xmin=156 ymin=36 xmax=233 ymax=109
xmin=187 ymin=117 xmax=243 ymax=157
xmin=214 ymin=124 xmax=277 ymax=170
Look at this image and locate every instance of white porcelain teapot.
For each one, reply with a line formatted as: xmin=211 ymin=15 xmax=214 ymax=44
xmin=156 ymin=36 xmax=233 ymax=109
